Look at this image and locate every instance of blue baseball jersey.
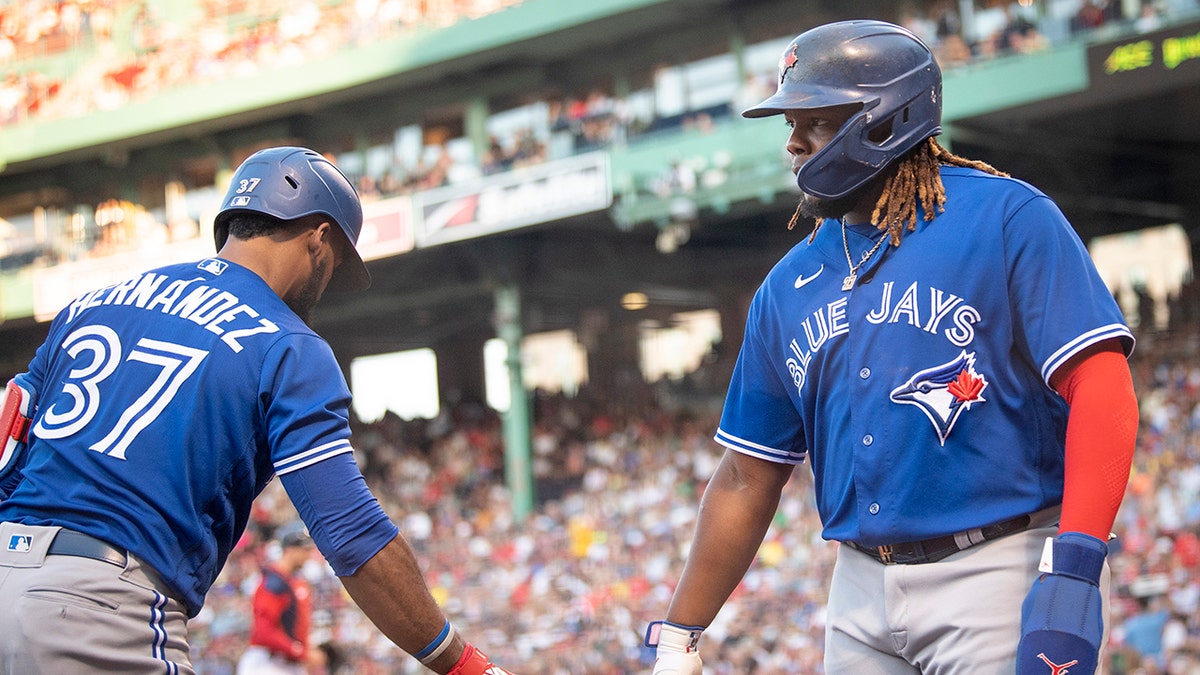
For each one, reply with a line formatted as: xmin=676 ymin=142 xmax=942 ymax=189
xmin=0 ymin=258 xmax=357 ymax=615
xmin=715 ymin=166 xmax=1134 ymax=547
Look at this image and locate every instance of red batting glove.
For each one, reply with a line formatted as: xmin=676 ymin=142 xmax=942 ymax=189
xmin=447 ymin=643 xmax=514 ymax=675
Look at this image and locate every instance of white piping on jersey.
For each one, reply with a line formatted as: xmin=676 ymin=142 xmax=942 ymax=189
xmin=1040 ymin=323 xmax=1133 ymax=385
xmin=274 ymin=439 xmax=354 ymax=475
xmin=714 ymin=428 xmax=806 ymax=464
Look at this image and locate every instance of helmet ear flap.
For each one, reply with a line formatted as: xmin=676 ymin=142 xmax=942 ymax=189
xmin=867 ymin=116 xmax=896 ymax=145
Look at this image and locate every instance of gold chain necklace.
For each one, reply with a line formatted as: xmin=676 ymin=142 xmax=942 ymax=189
xmin=840 ymin=219 xmax=887 ymax=291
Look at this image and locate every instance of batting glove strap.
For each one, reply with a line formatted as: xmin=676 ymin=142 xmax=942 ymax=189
xmin=1039 ymin=532 xmax=1107 ymax=585
xmin=644 ymin=621 xmax=704 ymax=653
xmin=446 ymin=643 xmax=512 ymax=675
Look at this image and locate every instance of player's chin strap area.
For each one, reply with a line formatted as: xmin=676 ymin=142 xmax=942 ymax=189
xmin=1 ymin=379 xmax=33 ymax=478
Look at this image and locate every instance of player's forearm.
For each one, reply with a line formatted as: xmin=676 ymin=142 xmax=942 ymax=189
xmin=667 ymin=452 xmax=791 ymax=626
xmin=1054 ymin=343 xmax=1138 ymax=538
xmin=339 ymin=534 xmax=465 ymax=673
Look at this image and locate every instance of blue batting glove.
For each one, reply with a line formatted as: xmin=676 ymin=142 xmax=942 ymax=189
xmin=1017 ymin=532 xmax=1107 ymax=675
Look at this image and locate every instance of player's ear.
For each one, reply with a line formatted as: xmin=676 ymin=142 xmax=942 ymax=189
xmin=305 ymin=220 xmax=332 ymax=256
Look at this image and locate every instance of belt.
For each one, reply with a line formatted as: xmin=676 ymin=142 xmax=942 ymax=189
xmin=47 ymin=529 xmax=128 ymax=568
xmin=844 ymin=514 xmax=1033 ymax=565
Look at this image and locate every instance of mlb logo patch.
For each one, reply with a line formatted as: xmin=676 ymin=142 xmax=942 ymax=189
xmin=230 ymin=196 xmax=252 ymax=207
xmin=7 ymin=534 xmax=32 ymax=553
xmin=197 ymin=259 xmax=228 ymax=275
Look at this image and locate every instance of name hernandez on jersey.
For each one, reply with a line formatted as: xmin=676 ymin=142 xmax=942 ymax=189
xmin=62 ymin=261 xmax=281 ymax=353
xmin=27 ymin=259 xmax=304 ymax=464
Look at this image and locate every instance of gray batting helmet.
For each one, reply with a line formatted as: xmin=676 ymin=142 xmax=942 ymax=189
xmin=214 ymin=146 xmax=370 ymax=292
xmin=743 ymin=20 xmax=943 ymax=200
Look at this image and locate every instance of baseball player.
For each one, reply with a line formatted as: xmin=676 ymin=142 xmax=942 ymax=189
xmin=237 ymin=522 xmax=318 ymax=675
xmin=645 ymin=21 xmax=1138 ymax=674
xmin=0 ymin=147 xmax=513 ymax=675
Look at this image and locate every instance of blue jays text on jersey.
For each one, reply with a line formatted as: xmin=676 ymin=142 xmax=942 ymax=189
xmin=783 ymin=285 xmax=982 ymax=394
xmin=715 ymin=166 xmax=1134 ymax=548
xmin=0 ymin=258 xmax=357 ymax=615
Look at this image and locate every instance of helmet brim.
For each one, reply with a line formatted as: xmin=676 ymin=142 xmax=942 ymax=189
xmin=741 ymin=85 xmax=863 ymax=119
xmin=741 ymin=93 xmax=805 ymax=118
xmin=318 ymin=216 xmax=371 ymax=292
xmin=327 ymin=247 xmax=371 ymax=292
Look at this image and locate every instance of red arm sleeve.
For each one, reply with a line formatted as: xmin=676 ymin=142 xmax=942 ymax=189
xmin=1049 ymin=339 xmax=1139 ymax=540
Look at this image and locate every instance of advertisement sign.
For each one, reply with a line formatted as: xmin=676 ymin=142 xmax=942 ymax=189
xmin=1087 ymin=20 xmax=1200 ymax=92
xmin=415 ymin=152 xmax=611 ymax=248
xmin=358 ymin=194 xmax=415 ymax=261
xmin=33 ymin=237 xmax=214 ymax=322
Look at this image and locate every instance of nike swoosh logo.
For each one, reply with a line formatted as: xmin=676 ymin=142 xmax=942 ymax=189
xmin=794 ymin=264 xmax=824 ymax=289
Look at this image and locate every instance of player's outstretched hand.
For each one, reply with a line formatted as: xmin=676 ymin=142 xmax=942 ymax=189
xmin=447 ymin=643 xmax=514 ymax=675
xmin=1017 ymin=532 xmax=1107 ymax=675
xmin=646 ymin=621 xmax=703 ymax=675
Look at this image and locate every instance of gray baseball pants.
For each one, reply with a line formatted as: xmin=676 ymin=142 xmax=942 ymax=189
xmin=0 ymin=522 xmax=193 ymax=674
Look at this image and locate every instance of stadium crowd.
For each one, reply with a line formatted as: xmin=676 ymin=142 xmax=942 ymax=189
xmin=3 ymin=0 xmax=1175 ymax=128
xmin=0 ymin=0 xmax=526 ymax=126
xmin=182 ymin=287 xmax=1200 ymax=674
xmin=6 ymin=0 xmax=1200 ymax=274
xmin=0 ymin=0 xmax=1177 ymax=129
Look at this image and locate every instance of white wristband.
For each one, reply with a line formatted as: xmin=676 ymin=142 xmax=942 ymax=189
xmin=416 ymin=620 xmax=457 ymax=665
xmin=645 ymin=621 xmax=704 ymax=653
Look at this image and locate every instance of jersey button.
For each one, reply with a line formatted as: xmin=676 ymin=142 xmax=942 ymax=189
xmin=859 ymin=367 xmax=870 ymax=379
xmin=863 ymin=434 xmax=874 ymax=446
xmin=869 ymin=502 xmax=880 ymax=515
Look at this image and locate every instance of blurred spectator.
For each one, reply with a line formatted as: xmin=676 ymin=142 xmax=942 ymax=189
xmin=732 ymin=73 xmax=774 ymax=117
xmin=899 ymin=1 xmax=938 ymax=45
xmin=1136 ymin=0 xmax=1165 ymax=32
xmin=933 ymin=0 xmax=965 ymax=44
xmin=995 ymin=4 xmax=1047 ymax=55
xmin=1073 ymin=0 xmax=1124 ymax=34
xmin=235 ymin=523 xmax=320 ymax=675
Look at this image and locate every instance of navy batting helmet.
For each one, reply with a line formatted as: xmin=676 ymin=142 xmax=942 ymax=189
xmin=214 ymin=146 xmax=370 ymax=291
xmin=276 ymin=521 xmax=314 ymax=549
xmin=743 ymin=20 xmax=942 ymax=200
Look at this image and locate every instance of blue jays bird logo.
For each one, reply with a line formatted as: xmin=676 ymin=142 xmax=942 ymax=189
xmin=890 ymin=351 xmax=988 ymax=445
xmin=779 ymin=43 xmax=799 ymax=83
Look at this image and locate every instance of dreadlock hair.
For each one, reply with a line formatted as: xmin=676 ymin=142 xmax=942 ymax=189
xmin=788 ymin=136 xmax=1008 ymax=245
